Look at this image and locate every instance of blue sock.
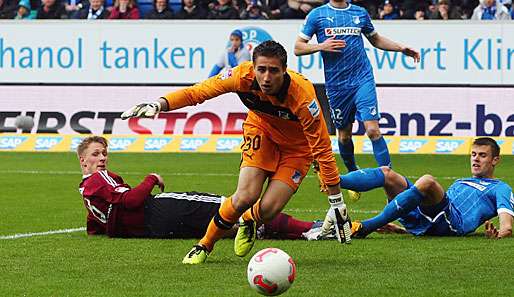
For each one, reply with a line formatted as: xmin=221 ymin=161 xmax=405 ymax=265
xmin=361 ymin=186 xmax=423 ymax=233
xmin=340 ymin=168 xmax=385 ymax=192
xmin=371 ymin=136 xmax=391 ymax=168
xmin=338 ymin=140 xmax=358 ymax=172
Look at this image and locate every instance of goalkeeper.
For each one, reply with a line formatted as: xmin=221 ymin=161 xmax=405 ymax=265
xmin=121 ymin=40 xmax=351 ymax=265
xmin=77 ymin=136 xmax=323 ymax=240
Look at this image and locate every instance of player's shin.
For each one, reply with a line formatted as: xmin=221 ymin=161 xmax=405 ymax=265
xmin=198 ymin=197 xmax=239 ymax=252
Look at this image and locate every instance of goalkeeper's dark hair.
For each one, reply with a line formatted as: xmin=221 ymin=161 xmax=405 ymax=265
xmin=77 ymin=136 xmax=109 ymax=157
xmin=252 ymin=40 xmax=287 ymax=67
xmin=472 ymin=137 xmax=500 ymax=157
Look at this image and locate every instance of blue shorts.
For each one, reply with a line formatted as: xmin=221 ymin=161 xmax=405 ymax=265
xmin=326 ymin=80 xmax=380 ymax=129
xmin=398 ymin=193 xmax=459 ymax=236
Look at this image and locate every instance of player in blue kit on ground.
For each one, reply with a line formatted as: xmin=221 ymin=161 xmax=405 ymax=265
xmin=294 ymin=0 xmax=420 ymax=200
xmin=338 ymin=137 xmax=513 ymax=239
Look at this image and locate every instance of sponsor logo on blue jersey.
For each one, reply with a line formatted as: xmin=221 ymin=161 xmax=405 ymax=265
xmin=35 ymin=136 xmax=63 ymax=150
xmin=325 ymin=27 xmax=361 ymax=36
xmin=308 ymin=99 xmax=320 ymax=118
xmin=109 ymin=138 xmax=137 ymax=151
xmin=0 ymin=136 xmax=27 ymax=150
xmin=180 ymin=137 xmax=209 ymax=152
xmin=363 ymin=139 xmax=392 ymax=153
xmin=70 ymin=137 xmax=86 ymax=151
xmin=399 ymin=139 xmax=427 ymax=153
xmin=227 ymin=27 xmax=272 ymax=54
xmin=216 ymin=137 xmax=242 ymax=152
xmin=436 ymin=139 xmax=464 ymax=153
xmin=144 ymin=138 xmax=173 ymax=151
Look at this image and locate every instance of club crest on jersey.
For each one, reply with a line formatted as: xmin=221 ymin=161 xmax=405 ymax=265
xmin=308 ymin=99 xmax=320 ymax=118
xmin=353 ymin=16 xmax=360 ymax=24
xmin=291 ymin=170 xmax=302 ymax=184
xmin=324 ymin=27 xmax=361 ymax=37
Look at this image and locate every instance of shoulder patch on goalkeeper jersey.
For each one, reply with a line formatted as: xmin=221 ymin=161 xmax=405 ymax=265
xmin=308 ymin=99 xmax=320 ymax=118
xmin=219 ymin=69 xmax=233 ymax=80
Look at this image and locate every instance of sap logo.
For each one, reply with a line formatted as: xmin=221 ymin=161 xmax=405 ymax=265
xmin=216 ymin=138 xmax=242 ymax=152
xmin=180 ymin=138 xmax=208 ymax=152
xmin=35 ymin=137 xmax=63 ymax=150
xmin=109 ymin=138 xmax=136 ymax=151
xmin=363 ymin=139 xmax=392 ymax=153
xmin=436 ymin=140 xmax=464 ymax=153
xmin=70 ymin=137 xmax=85 ymax=151
xmin=144 ymin=138 xmax=173 ymax=151
xmin=399 ymin=140 xmax=427 ymax=153
xmin=0 ymin=136 xmax=27 ymax=149
xmin=331 ymin=139 xmax=339 ymax=153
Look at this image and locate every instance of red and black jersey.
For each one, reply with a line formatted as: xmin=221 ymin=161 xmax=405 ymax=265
xmin=78 ymin=170 xmax=158 ymax=237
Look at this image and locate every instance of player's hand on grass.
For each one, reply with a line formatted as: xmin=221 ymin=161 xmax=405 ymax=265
xmin=401 ymin=46 xmax=420 ymax=63
xmin=484 ymin=220 xmax=499 ymax=239
xmin=319 ymin=36 xmax=346 ymax=53
xmin=121 ymin=103 xmax=161 ymax=120
xmin=150 ymin=173 xmax=165 ymax=192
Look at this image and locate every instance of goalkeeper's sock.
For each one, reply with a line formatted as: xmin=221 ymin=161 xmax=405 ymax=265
xmin=338 ymin=139 xmax=358 ymax=172
xmin=263 ymin=213 xmax=314 ymax=239
xmin=241 ymin=199 xmax=263 ymax=223
xmin=199 ymin=197 xmax=239 ymax=251
xmin=340 ymin=167 xmax=385 ymax=192
xmin=361 ymin=186 xmax=424 ymax=233
xmin=371 ymin=136 xmax=391 ymax=168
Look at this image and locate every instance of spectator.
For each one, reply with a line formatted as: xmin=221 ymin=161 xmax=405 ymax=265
xmin=76 ymin=0 xmax=109 ymax=18
xmin=379 ymin=0 xmax=400 ymax=19
xmin=108 ymin=0 xmax=140 ymax=18
xmin=36 ymin=0 xmax=66 ymax=18
xmin=352 ymin=0 xmax=379 ymax=19
xmin=175 ymin=0 xmax=207 ymax=18
xmin=414 ymin=6 xmax=426 ymax=19
xmin=63 ymin=0 xmax=86 ymax=18
xmin=429 ymin=0 xmax=463 ymax=19
xmin=208 ymin=29 xmax=251 ymax=77
xmin=400 ymin=0 xmax=430 ymax=19
xmin=283 ymin=0 xmax=322 ymax=19
xmin=471 ymin=0 xmax=511 ymax=19
xmin=0 ymin=0 xmax=19 ymax=18
xmin=207 ymin=0 xmax=239 ymax=18
xmin=144 ymin=0 xmax=174 ymax=18
xmin=260 ymin=0 xmax=286 ymax=19
xmin=239 ymin=0 xmax=267 ymax=19
xmin=13 ymin=0 xmax=36 ymax=18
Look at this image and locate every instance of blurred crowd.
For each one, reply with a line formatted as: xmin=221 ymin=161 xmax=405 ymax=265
xmin=0 ymin=0 xmax=511 ymax=20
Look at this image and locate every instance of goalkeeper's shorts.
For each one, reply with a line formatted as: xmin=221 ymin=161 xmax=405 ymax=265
xmin=240 ymin=121 xmax=312 ymax=191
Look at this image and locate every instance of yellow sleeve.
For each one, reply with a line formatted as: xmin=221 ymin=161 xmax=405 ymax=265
xmin=295 ymin=90 xmax=340 ymax=187
xmin=162 ymin=67 xmax=241 ymax=110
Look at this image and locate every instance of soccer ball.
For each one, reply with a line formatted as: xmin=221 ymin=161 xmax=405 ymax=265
xmin=247 ymin=248 xmax=296 ymax=296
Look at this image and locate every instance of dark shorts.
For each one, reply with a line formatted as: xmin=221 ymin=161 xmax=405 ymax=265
xmin=144 ymin=192 xmax=222 ymax=239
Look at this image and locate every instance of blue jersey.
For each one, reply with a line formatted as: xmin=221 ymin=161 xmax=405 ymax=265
xmin=448 ymin=178 xmax=514 ymax=235
xmin=299 ymin=3 xmax=375 ymax=90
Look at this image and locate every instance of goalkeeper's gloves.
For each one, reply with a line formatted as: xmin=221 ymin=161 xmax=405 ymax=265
xmin=321 ymin=192 xmax=352 ymax=244
xmin=121 ymin=102 xmax=161 ymax=120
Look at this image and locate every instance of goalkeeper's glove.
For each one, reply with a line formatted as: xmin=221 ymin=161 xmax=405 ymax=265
xmin=321 ymin=193 xmax=352 ymax=244
xmin=121 ymin=102 xmax=161 ymax=120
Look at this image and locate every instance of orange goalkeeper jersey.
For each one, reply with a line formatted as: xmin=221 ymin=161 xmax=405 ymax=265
xmin=162 ymin=61 xmax=340 ymax=186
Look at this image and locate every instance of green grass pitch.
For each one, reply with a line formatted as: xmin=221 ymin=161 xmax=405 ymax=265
xmin=1 ymin=152 xmax=513 ymax=296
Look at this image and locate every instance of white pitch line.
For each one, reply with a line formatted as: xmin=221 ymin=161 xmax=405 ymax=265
xmin=0 ymin=227 xmax=85 ymax=240
xmin=285 ymin=209 xmax=380 ymax=214
xmin=0 ymin=170 xmax=480 ymax=180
